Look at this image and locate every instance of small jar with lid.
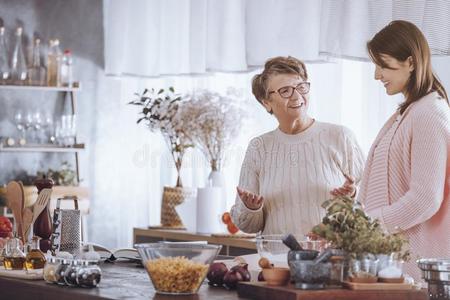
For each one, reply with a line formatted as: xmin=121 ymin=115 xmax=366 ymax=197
xmin=64 ymin=259 xmax=81 ymax=286
xmin=43 ymin=257 xmax=61 ymax=283
xmin=54 ymin=259 xmax=71 ymax=285
xmin=77 ymin=260 xmax=102 ymax=288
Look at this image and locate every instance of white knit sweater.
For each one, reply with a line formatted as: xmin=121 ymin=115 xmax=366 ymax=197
xmin=230 ymin=121 xmax=365 ymax=235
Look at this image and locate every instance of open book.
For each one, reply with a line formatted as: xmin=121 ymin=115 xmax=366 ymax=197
xmin=83 ymin=242 xmax=140 ymax=262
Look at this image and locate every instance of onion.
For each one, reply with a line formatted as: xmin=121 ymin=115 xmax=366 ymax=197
xmin=207 ymin=262 xmax=228 ymax=286
xmin=223 ymin=269 xmax=244 ymax=289
xmin=230 ymin=263 xmax=251 ymax=282
xmin=258 ymin=271 xmax=265 ymax=281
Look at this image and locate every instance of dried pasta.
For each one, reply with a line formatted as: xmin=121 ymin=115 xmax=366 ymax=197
xmin=145 ymin=256 xmax=209 ymax=293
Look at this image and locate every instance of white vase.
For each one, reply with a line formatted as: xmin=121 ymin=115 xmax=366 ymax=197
xmin=208 ymin=170 xmax=226 ymax=187
xmin=196 ymin=187 xmax=226 ymax=234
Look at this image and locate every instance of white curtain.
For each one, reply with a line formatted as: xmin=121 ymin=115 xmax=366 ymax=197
xmin=104 ymin=0 xmax=450 ymax=76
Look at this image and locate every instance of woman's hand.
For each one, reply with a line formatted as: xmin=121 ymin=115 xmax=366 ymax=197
xmin=331 ymin=174 xmax=356 ymax=197
xmin=237 ymin=187 xmax=264 ymax=210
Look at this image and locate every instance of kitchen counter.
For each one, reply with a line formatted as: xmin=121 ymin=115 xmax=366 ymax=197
xmin=0 ymin=261 xmax=240 ymax=300
xmin=0 ymin=261 xmax=429 ymax=300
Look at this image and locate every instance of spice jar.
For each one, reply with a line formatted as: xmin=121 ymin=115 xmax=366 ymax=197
xmin=64 ymin=259 xmax=80 ymax=286
xmin=54 ymin=259 xmax=71 ymax=285
xmin=44 ymin=257 xmax=61 ymax=283
xmin=77 ymin=260 xmax=102 ymax=288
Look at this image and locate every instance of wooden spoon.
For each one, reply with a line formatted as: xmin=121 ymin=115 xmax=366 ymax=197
xmin=6 ymin=181 xmax=24 ymax=242
xmin=22 ymin=207 xmax=33 ymax=241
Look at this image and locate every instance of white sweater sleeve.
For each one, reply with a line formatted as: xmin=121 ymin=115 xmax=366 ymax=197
xmin=230 ymin=137 xmax=265 ymax=233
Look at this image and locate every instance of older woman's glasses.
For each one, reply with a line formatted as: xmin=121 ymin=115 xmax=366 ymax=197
xmin=268 ymin=82 xmax=310 ymax=98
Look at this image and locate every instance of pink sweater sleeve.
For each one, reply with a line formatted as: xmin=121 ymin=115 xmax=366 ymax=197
xmin=368 ymin=105 xmax=450 ymax=233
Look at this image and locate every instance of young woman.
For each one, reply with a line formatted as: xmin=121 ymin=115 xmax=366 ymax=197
xmin=360 ymin=20 xmax=450 ymax=282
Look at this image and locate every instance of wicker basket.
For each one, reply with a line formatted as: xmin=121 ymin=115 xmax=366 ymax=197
xmin=160 ymin=186 xmax=195 ymax=228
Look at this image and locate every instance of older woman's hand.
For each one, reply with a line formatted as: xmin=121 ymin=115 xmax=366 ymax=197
xmin=330 ymin=174 xmax=356 ymax=198
xmin=237 ymin=187 xmax=264 ymax=210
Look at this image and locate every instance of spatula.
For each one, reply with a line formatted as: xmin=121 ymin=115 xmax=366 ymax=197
xmin=6 ymin=181 xmax=24 ymax=242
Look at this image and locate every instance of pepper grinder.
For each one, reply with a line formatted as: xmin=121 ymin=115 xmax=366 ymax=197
xmin=33 ymin=177 xmax=54 ymax=252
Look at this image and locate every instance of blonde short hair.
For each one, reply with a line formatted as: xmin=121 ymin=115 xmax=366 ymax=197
xmin=252 ymin=56 xmax=308 ymax=109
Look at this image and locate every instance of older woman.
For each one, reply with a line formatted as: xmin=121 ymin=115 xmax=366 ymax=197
xmin=230 ymin=56 xmax=365 ymax=236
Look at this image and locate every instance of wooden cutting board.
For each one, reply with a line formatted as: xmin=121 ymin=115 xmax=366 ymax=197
xmin=237 ymin=282 xmax=428 ymax=300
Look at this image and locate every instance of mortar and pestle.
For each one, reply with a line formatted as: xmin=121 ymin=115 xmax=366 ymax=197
xmin=282 ymin=233 xmax=333 ymax=290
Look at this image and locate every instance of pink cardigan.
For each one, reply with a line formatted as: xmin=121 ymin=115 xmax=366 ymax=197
xmin=358 ymin=92 xmax=450 ymax=283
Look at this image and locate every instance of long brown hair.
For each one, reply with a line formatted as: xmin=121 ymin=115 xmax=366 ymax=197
xmin=367 ymin=20 xmax=449 ymax=114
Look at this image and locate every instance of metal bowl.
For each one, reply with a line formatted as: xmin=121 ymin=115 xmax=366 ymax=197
xmin=417 ymin=258 xmax=450 ymax=300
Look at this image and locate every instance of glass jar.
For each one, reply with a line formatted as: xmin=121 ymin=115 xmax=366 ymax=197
xmin=54 ymin=259 xmax=71 ymax=285
xmin=43 ymin=257 xmax=61 ymax=284
xmin=329 ymin=256 xmax=344 ymax=287
xmin=64 ymin=259 xmax=80 ymax=286
xmin=349 ymin=255 xmax=379 ymax=281
xmin=77 ymin=260 xmax=102 ymax=288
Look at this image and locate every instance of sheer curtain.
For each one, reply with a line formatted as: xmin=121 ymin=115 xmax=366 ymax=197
xmin=94 ymin=0 xmax=450 ymax=248
xmin=104 ymin=0 xmax=450 ymax=75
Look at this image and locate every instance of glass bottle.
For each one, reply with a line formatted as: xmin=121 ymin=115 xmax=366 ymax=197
xmin=10 ymin=27 xmax=27 ymax=85
xmin=3 ymin=237 xmax=26 ymax=270
xmin=25 ymin=236 xmax=47 ymax=271
xmin=60 ymin=49 xmax=73 ymax=87
xmin=47 ymin=39 xmax=62 ymax=86
xmin=0 ymin=26 xmax=10 ymax=84
xmin=28 ymin=38 xmax=46 ymax=86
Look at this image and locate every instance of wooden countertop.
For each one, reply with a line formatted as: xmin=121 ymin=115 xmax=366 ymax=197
xmin=133 ymin=228 xmax=257 ymax=250
xmin=0 ymin=261 xmax=240 ymax=300
xmin=0 ymin=261 xmax=429 ymax=300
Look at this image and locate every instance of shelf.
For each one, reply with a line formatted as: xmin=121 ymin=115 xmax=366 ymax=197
xmin=0 ymin=143 xmax=85 ymax=153
xmin=0 ymin=82 xmax=80 ymax=92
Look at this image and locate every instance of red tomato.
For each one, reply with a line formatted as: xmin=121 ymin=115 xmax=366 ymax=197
xmin=227 ymin=223 xmax=239 ymax=234
xmin=221 ymin=212 xmax=231 ymax=224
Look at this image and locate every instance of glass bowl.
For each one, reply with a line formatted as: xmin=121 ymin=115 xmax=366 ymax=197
xmin=135 ymin=243 xmax=221 ymax=295
xmin=256 ymin=234 xmax=328 ymax=266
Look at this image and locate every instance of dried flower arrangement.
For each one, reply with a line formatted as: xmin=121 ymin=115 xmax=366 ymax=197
xmin=311 ymin=196 xmax=410 ymax=261
xmin=180 ymin=89 xmax=245 ymax=172
xmin=129 ymin=87 xmax=193 ymax=187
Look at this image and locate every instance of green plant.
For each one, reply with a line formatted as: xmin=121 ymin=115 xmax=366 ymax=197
xmin=311 ymin=196 xmax=409 ymax=260
xmin=37 ymin=161 xmax=78 ymax=186
xmin=129 ymin=87 xmax=193 ymax=187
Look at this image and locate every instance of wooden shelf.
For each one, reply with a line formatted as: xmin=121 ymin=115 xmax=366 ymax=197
xmin=133 ymin=227 xmax=257 ymax=256
xmin=0 ymin=82 xmax=80 ymax=92
xmin=0 ymin=143 xmax=85 ymax=153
